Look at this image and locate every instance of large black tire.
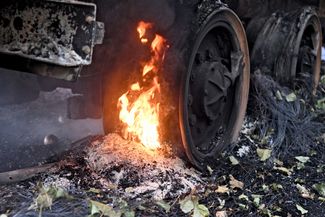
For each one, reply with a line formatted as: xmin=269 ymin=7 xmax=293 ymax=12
xmin=179 ymin=6 xmax=250 ymax=170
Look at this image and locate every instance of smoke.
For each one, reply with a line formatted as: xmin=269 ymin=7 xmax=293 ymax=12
xmin=0 ymin=69 xmax=103 ymax=172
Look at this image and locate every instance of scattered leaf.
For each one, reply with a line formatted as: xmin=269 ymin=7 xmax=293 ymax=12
xmin=316 ymin=98 xmax=325 ymax=110
xmin=207 ymin=166 xmax=213 ymax=175
xmin=229 ymin=175 xmax=244 ymax=190
xmin=317 ymin=165 xmax=325 ymax=173
xmin=274 ymin=159 xmax=283 ymax=166
xmin=295 ymin=156 xmax=310 ymax=163
xmin=313 ymin=183 xmax=325 ymax=197
xmin=262 ymin=184 xmax=269 ymax=193
xmin=261 ymin=208 xmax=272 ymax=217
xmin=238 ymin=194 xmax=249 ymax=202
xmin=229 ymin=156 xmax=239 ymax=165
xmin=296 ymin=162 xmax=305 ymax=170
xmin=89 ymin=200 xmax=116 ymax=217
xmin=155 ymin=200 xmax=171 ymax=213
xmin=179 ymin=195 xmax=210 ymax=217
xmin=217 ymin=198 xmax=225 ymax=209
xmin=273 ymin=166 xmax=292 ymax=176
xmin=88 ymin=188 xmax=101 ymax=194
xmin=215 ymin=185 xmax=230 ymax=194
xmin=275 ymin=90 xmax=283 ymax=101
xmin=193 ymin=204 xmax=210 ymax=217
xmin=251 ymin=194 xmax=262 ymax=207
xmin=296 ymin=204 xmax=308 ymax=215
xmin=296 ymin=184 xmax=314 ymax=199
xmin=179 ymin=196 xmax=194 ymax=214
xmin=271 ymin=183 xmax=283 ymax=191
xmin=123 ymin=211 xmax=135 ymax=217
xmin=137 ymin=205 xmax=146 ymax=211
xmin=238 ymin=203 xmax=248 ymax=210
xmin=285 ymin=92 xmax=297 ymax=102
xmin=29 ymin=185 xmax=71 ymax=212
xmin=257 ymin=148 xmax=272 ymax=161
xmin=215 ymin=210 xmax=228 ymax=217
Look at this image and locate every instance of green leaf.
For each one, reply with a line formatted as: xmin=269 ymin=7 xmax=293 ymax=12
xmin=296 ymin=204 xmax=308 ymax=215
xmin=88 ymin=188 xmax=101 ymax=194
xmin=179 ymin=196 xmax=194 ymax=214
xmin=89 ymin=200 xmax=119 ymax=217
xmin=271 ymin=183 xmax=283 ymax=191
xmin=257 ymin=148 xmax=272 ymax=161
xmin=251 ymin=194 xmax=262 ymax=207
xmin=238 ymin=203 xmax=248 ymax=210
xmin=295 ymin=156 xmax=310 ymax=163
xmin=285 ymin=92 xmax=297 ymax=102
xmin=229 ymin=156 xmax=239 ymax=165
xmin=238 ymin=194 xmax=249 ymax=202
xmin=313 ymin=183 xmax=325 ymax=197
xmin=316 ymin=98 xmax=325 ymax=110
xmin=123 ymin=211 xmax=135 ymax=217
xmin=155 ymin=200 xmax=171 ymax=213
xmin=193 ymin=204 xmax=209 ymax=217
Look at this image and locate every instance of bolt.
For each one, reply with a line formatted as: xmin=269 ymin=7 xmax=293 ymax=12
xmin=66 ymin=74 xmax=75 ymax=81
xmin=85 ymin=15 xmax=95 ymax=24
xmin=44 ymin=134 xmax=58 ymax=146
xmin=32 ymin=48 xmax=41 ymax=56
xmin=204 ymin=89 xmax=209 ymax=96
xmin=82 ymin=45 xmax=91 ymax=55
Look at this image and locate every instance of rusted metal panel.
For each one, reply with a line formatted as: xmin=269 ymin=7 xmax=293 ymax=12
xmin=0 ymin=0 xmax=104 ymax=67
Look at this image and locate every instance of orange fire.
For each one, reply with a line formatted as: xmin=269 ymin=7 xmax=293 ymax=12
xmin=117 ymin=21 xmax=168 ymax=149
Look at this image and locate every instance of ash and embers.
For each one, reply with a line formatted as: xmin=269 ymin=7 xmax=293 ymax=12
xmin=84 ymin=133 xmax=203 ymax=200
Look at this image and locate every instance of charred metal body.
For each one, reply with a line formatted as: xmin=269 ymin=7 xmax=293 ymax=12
xmin=0 ymin=0 xmax=104 ymax=80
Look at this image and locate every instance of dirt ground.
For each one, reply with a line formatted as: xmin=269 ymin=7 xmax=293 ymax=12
xmin=0 ymin=67 xmax=324 ymax=217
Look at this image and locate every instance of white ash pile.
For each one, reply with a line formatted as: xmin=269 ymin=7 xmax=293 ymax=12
xmin=84 ymin=133 xmax=204 ymax=200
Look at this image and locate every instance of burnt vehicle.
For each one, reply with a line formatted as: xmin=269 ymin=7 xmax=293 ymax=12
xmin=0 ymin=0 xmax=324 ymax=172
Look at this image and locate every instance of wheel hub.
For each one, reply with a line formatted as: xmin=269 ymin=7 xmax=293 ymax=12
xmin=191 ymin=61 xmax=232 ymax=122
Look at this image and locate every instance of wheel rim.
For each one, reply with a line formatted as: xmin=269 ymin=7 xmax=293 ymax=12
xmin=295 ymin=15 xmax=322 ymax=93
xmin=179 ymin=9 xmax=250 ymax=169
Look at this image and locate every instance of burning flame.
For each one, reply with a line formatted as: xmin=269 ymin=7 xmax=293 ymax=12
xmin=117 ymin=21 xmax=168 ymax=149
